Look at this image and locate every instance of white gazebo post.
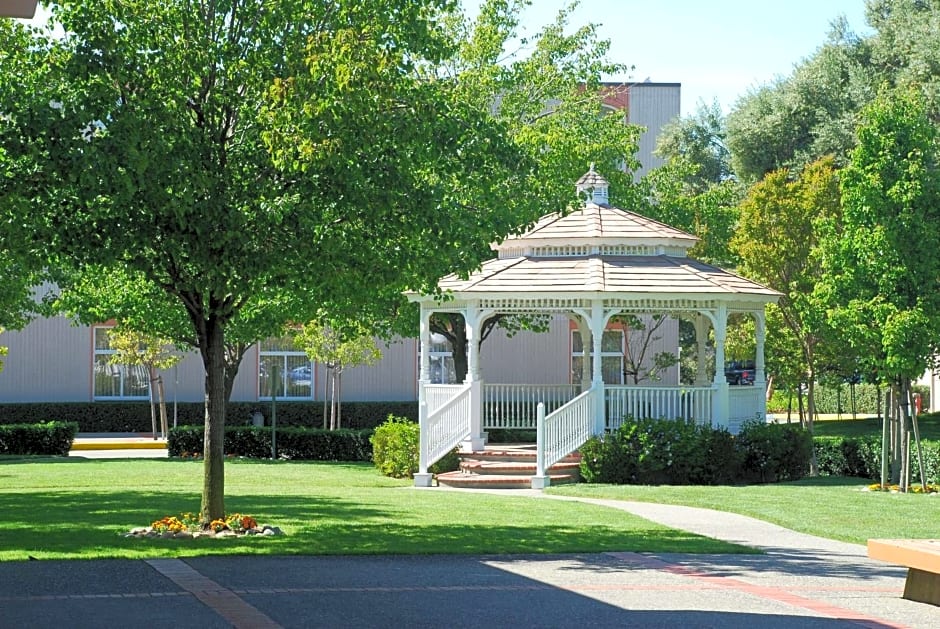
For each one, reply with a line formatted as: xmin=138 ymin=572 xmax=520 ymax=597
xmin=574 ymin=316 xmax=593 ymax=392
xmin=692 ymin=314 xmax=711 ymax=386
xmin=754 ymin=310 xmax=767 ymax=413
xmin=462 ymin=304 xmax=487 ymax=451
xmin=710 ymin=304 xmax=730 ymax=429
xmin=414 ymin=307 xmax=434 ymax=487
xmin=590 ymin=300 xmax=608 ymax=435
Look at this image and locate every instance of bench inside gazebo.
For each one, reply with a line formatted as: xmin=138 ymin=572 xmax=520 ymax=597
xmin=408 ymin=167 xmax=779 ymax=489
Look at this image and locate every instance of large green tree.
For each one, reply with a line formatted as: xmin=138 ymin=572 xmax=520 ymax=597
xmin=824 ymin=89 xmax=940 ymax=454
xmin=418 ymin=0 xmax=644 ymax=382
xmin=0 ymin=1 xmax=559 ymax=522
xmin=732 ymin=157 xmax=842 ymax=470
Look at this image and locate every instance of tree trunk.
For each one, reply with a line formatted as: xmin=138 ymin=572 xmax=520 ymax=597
xmin=330 ymin=370 xmax=338 ymax=430
xmin=148 ymin=366 xmax=158 ymax=438
xmin=157 ymin=374 xmax=168 ymax=439
xmin=805 ymin=344 xmax=818 ymax=476
xmin=336 ymin=372 xmax=343 ymax=429
xmin=200 ymin=316 xmax=227 ymax=524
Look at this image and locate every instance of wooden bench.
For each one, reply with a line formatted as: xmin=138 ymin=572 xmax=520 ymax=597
xmin=868 ymin=539 xmax=940 ymax=606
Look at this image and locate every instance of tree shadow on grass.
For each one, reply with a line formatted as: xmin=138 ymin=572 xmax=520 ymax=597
xmin=0 ymin=488 xmax=748 ymax=561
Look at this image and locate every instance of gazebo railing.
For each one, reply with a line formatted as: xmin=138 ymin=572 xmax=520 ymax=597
xmin=483 ymin=383 xmax=580 ymax=430
xmin=425 ymin=384 xmax=467 ymax=416
xmin=605 ymin=385 xmax=713 ymax=430
xmin=418 ymin=383 xmax=472 ymax=474
xmin=536 ymin=388 xmax=597 ymax=477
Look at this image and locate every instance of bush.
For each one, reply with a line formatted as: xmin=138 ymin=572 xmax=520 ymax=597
xmin=0 ymin=421 xmax=78 ymax=455
xmin=487 ymin=429 xmax=537 ymax=443
xmin=370 ymin=415 xmax=459 ymax=478
xmin=814 ymin=435 xmax=881 ymax=479
xmin=579 ymin=418 xmax=742 ymax=485
xmin=736 ymin=420 xmax=813 ymax=482
xmin=167 ymin=425 xmax=373 ymax=461
xmin=0 ymin=401 xmax=418 ymax=432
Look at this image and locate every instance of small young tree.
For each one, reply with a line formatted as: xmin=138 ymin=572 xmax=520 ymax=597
xmin=106 ymin=326 xmax=181 ymax=438
xmin=294 ymin=323 xmax=381 ymax=430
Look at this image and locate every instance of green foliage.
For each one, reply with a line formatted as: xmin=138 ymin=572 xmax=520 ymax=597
xmin=0 ymin=421 xmax=78 ymax=456
xmin=826 ymin=88 xmax=940 ymax=385
xmin=370 ymin=415 xmax=459 ymax=478
xmin=0 ymin=401 xmax=418 ymax=432
xmin=168 ymin=425 xmax=373 ymax=461
xmin=736 ymin=421 xmax=814 ymax=483
xmin=579 ymin=418 xmax=742 ymax=485
xmin=486 ymin=429 xmax=538 ymax=443
xmin=813 ymin=435 xmax=882 ymax=479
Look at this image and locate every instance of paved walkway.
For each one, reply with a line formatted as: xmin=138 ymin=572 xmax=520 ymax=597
xmin=20 ymin=438 xmax=934 ymax=627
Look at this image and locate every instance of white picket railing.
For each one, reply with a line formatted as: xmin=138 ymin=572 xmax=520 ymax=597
xmin=483 ymin=383 xmax=580 ymax=430
xmin=536 ymin=388 xmax=597 ymax=477
xmin=425 ymin=384 xmax=466 ymax=416
xmin=605 ymin=385 xmax=712 ymax=430
xmin=728 ymin=385 xmax=764 ymax=433
xmin=419 ymin=383 xmax=472 ymax=474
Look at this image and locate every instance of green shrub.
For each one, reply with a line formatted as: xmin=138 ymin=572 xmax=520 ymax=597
xmin=0 ymin=421 xmax=78 ymax=455
xmin=167 ymin=425 xmax=373 ymax=461
xmin=370 ymin=415 xmax=459 ymax=478
xmin=487 ymin=429 xmax=537 ymax=443
xmin=737 ymin=420 xmax=813 ymax=482
xmin=580 ymin=418 xmax=742 ymax=485
xmin=0 ymin=401 xmax=418 ymax=432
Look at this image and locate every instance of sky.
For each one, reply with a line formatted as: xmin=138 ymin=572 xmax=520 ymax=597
xmin=26 ymin=1 xmax=874 ymax=118
xmin=467 ymin=0 xmax=874 ymax=116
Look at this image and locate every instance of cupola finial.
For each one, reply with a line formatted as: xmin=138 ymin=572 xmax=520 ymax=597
xmin=575 ymin=164 xmax=609 ymax=205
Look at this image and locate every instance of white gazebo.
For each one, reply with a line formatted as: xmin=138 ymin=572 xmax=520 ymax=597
xmin=409 ymin=167 xmax=780 ymax=488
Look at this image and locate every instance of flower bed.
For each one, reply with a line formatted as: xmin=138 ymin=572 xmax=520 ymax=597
xmin=126 ymin=512 xmax=284 ymax=538
xmin=864 ymin=483 xmax=940 ymax=494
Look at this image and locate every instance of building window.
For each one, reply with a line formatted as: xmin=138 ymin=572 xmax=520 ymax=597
xmin=571 ymin=330 xmax=624 ymax=385
xmin=93 ymin=327 xmax=150 ymax=400
xmin=429 ymin=333 xmax=456 ymax=384
xmin=259 ymin=336 xmax=313 ymax=399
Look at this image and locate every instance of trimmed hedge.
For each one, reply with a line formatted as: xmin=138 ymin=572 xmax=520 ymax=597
xmin=0 ymin=401 xmax=418 ymax=432
xmin=579 ymin=418 xmax=812 ymax=485
xmin=168 ymin=425 xmax=373 ymax=461
xmin=370 ymin=416 xmax=459 ymax=478
xmin=814 ymin=435 xmax=940 ymax=483
xmin=0 ymin=421 xmax=78 ymax=456
xmin=768 ymin=383 xmax=930 ymax=415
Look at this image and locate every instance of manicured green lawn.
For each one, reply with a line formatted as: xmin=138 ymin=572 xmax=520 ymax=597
xmin=0 ymin=456 xmax=748 ymax=561
xmin=549 ymin=475 xmax=940 ymax=545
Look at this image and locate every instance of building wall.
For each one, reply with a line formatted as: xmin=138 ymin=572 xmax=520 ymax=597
xmin=0 ymin=312 xmax=681 ymax=403
xmin=625 ymin=82 xmax=681 ymax=179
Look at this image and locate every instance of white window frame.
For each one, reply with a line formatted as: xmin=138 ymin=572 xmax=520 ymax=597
xmin=258 ymin=338 xmax=314 ymax=400
xmin=92 ymin=326 xmax=150 ymax=400
xmin=571 ymin=329 xmax=625 ymax=385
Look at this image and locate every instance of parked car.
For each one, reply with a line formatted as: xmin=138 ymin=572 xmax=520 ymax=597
xmin=724 ymin=360 xmax=755 ymax=385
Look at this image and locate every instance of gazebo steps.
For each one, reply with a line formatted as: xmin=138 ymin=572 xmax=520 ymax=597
xmin=436 ymin=471 xmax=578 ymax=489
xmin=459 ymin=459 xmax=581 ymax=477
xmin=435 ymin=444 xmax=581 ymax=489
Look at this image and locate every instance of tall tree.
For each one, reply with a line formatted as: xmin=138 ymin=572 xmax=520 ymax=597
xmin=732 ymin=156 xmax=842 ymax=472
xmin=823 ymin=89 xmax=940 ymax=485
xmin=0 ymin=1 xmax=555 ymax=522
xmin=422 ymin=0 xmax=644 ymax=383
xmin=655 ymin=99 xmax=732 ymax=189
